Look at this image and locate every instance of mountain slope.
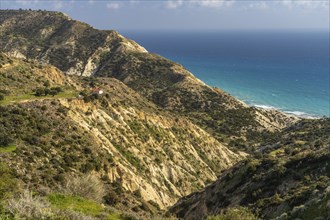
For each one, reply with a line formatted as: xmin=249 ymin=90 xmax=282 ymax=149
xmin=0 ymin=10 xmax=297 ymax=150
xmin=0 ymin=54 xmax=243 ymax=216
xmin=170 ymin=118 xmax=330 ymax=219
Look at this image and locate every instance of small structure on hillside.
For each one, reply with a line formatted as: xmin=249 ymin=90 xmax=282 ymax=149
xmin=90 ymin=88 xmax=104 ymax=95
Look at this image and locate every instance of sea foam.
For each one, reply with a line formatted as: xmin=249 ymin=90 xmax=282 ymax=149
xmin=253 ymin=104 xmax=319 ymax=119
xmin=283 ymin=111 xmax=319 ymax=119
xmin=253 ymin=104 xmax=278 ymax=110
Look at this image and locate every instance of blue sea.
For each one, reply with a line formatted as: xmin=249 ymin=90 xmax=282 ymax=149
xmin=122 ymin=30 xmax=330 ymax=118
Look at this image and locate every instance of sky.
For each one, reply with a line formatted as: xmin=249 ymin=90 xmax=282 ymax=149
xmin=1 ymin=0 xmax=329 ymax=31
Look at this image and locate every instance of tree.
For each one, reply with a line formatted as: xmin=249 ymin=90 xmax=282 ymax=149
xmin=43 ymin=80 xmax=50 ymax=87
xmin=35 ymin=88 xmax=45 ymax=96
xmin=49 ymin=89 xmax=58 ymax=97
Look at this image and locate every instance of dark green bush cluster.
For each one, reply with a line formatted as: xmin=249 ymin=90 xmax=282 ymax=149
xmin=34 ymin=86 xmax=63 ymax=97
xmin=0 ymin=129 xmax=13 ymax=147
xmin=79 ymin=90 xmax=102 ymax=103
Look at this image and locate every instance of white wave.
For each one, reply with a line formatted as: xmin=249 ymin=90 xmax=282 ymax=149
xmin=253 ymin=105 xmax=320 ymax=119
xmin=253 ymin=104 xmax=278 ymax=110
xmin=283 ymin=111 xmax=319 ymax=119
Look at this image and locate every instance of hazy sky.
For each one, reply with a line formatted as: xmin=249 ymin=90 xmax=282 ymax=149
xmin=1 ymin=0 xmax=329 ymax=31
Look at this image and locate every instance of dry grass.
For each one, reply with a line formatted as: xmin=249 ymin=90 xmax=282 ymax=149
xmin=6 ymin=190 xmax=53 ymax=219
xmin=63 ymin=174 xmax=106 ymax=202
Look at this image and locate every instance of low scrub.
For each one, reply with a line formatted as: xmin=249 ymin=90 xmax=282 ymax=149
xmin=206 ymin=207 xmax=260 ymax=220
xmin=0 ymin=162 xmax=18 ymax=201
xmin=6 ymin=190 xmax=53 ymax=219
xmin=62 ymin=174 xmax=106 ymax=202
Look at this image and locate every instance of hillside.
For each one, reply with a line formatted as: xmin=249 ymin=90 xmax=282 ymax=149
xmin=0 ymin=10 xmax=297 ymax=150
xmin=1 ymin=9 xmax=327 ymax=220
xmin=0 ymin=53 xmax=244 ymax=219
xmin=170 ymin=118 xmax=330 ymax=219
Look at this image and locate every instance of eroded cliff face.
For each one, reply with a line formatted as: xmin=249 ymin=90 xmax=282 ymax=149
xmin=0 ymin=54 xmax=243 ymax=210
xmin=59 ymin=96 xmax=241 ymax=208
xmin=0 ymin=93 xmax=242 ymax=209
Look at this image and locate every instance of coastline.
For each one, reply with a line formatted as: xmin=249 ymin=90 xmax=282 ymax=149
xmin=123 ymin=31 xmax=329 ymax=120
xmin=253 ymin=104 xmax=322 ymax=119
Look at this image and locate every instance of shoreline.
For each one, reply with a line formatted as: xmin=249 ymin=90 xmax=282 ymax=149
xmin=253 ymin=104 xmax=322 ymax=119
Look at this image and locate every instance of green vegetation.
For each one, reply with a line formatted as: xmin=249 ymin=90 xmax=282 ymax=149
xmin=0 ymin=162 xmax=18 ymax=201
xmin=48 ymin=193 xmax=104 ymax=216
xmin=294 ymin=194 xmax=330 ymax=219
xmin=206 ymin=207 xmax=260 ymax=220
xmin=1 ymin=10 xmax=330 ymax=220
xmin=34 ymin=86 xmax=63 ymax=97
xmin=48 ymin=193 xmax=140 ymax=219
xmin=171 ymin=118 xmax=330 ymax=219
xmin=2 ymin=190 xmax=127 ymax=220
xmin=112 ymin=141 xmax=145 ymax=172
xmin=0 ymin=89 xmax=77 ymax=105
xmin=0 ymin=145 xmax=16 ymax=153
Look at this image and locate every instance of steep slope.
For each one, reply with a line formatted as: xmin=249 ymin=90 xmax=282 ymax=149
xmin=0 ymin=53 xmax=67 ymax=92
xmin=170 ymin=118 xmax=330 ymax=219
xmin=0 ymin=55 xmax=242 ymax=215
xmin=0 ymin=10 xmax=297 ymax=150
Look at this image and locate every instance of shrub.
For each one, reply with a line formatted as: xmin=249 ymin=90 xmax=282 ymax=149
xmin=104 ymin=191 xmax=119 ymax=205
xmin=63 ymin=174 xmax=105 ymax=202
xmin=35 ymin=87 xmax=45 ymax=96
xmin=0 ymin=131 xmax=13 ymax=147
xmin=34 ymin=87 xmax=62 ymax=97
xmin=0 ymin=94 xmax=4 ymax=101
xmin=6 ymin=190 xmax=54 ymax=219
xmin=206 ymin=207 xmax=260 ymax=220
xmin=43 ymin=80 xmax=50 ymax=87
xmin=0 ymin=162 xmax=18 ymax=201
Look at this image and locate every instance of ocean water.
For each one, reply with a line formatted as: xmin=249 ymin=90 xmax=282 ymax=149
xmin=122 ymin=30 xmax=330 ymax=118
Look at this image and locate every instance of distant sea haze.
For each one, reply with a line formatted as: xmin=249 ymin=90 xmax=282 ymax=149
xmin=123 ymin=30 xmax=330 ymax=118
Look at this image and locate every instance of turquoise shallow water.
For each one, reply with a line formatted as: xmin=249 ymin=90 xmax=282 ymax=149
xmin=123 ymin=30 xmax=330 ymax=117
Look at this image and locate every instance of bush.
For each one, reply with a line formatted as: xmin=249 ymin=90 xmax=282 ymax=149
xmin=35 ymin=87 xmax=45 ymax=96
xmin=34 ymin=87 xmax=62 ymax=97
xmin=0 ymin=163 xmax=18 ymax=201
xmin=206 ymin=207 xmax=260 ymax=220
xmin=0 ymin=131 xmax=13 ymax=147
xmin=104 ymin=191 xmax=119 ymax=205
xmin=63 ymin=174 xmax=105 ymax=202
xmin=43 ymin=80 xmax=50 ymax=87
xmin=6 ymin=190 xmax=53 ymax=219
xmin=0 ymin=94 xmax=4 ymax=101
